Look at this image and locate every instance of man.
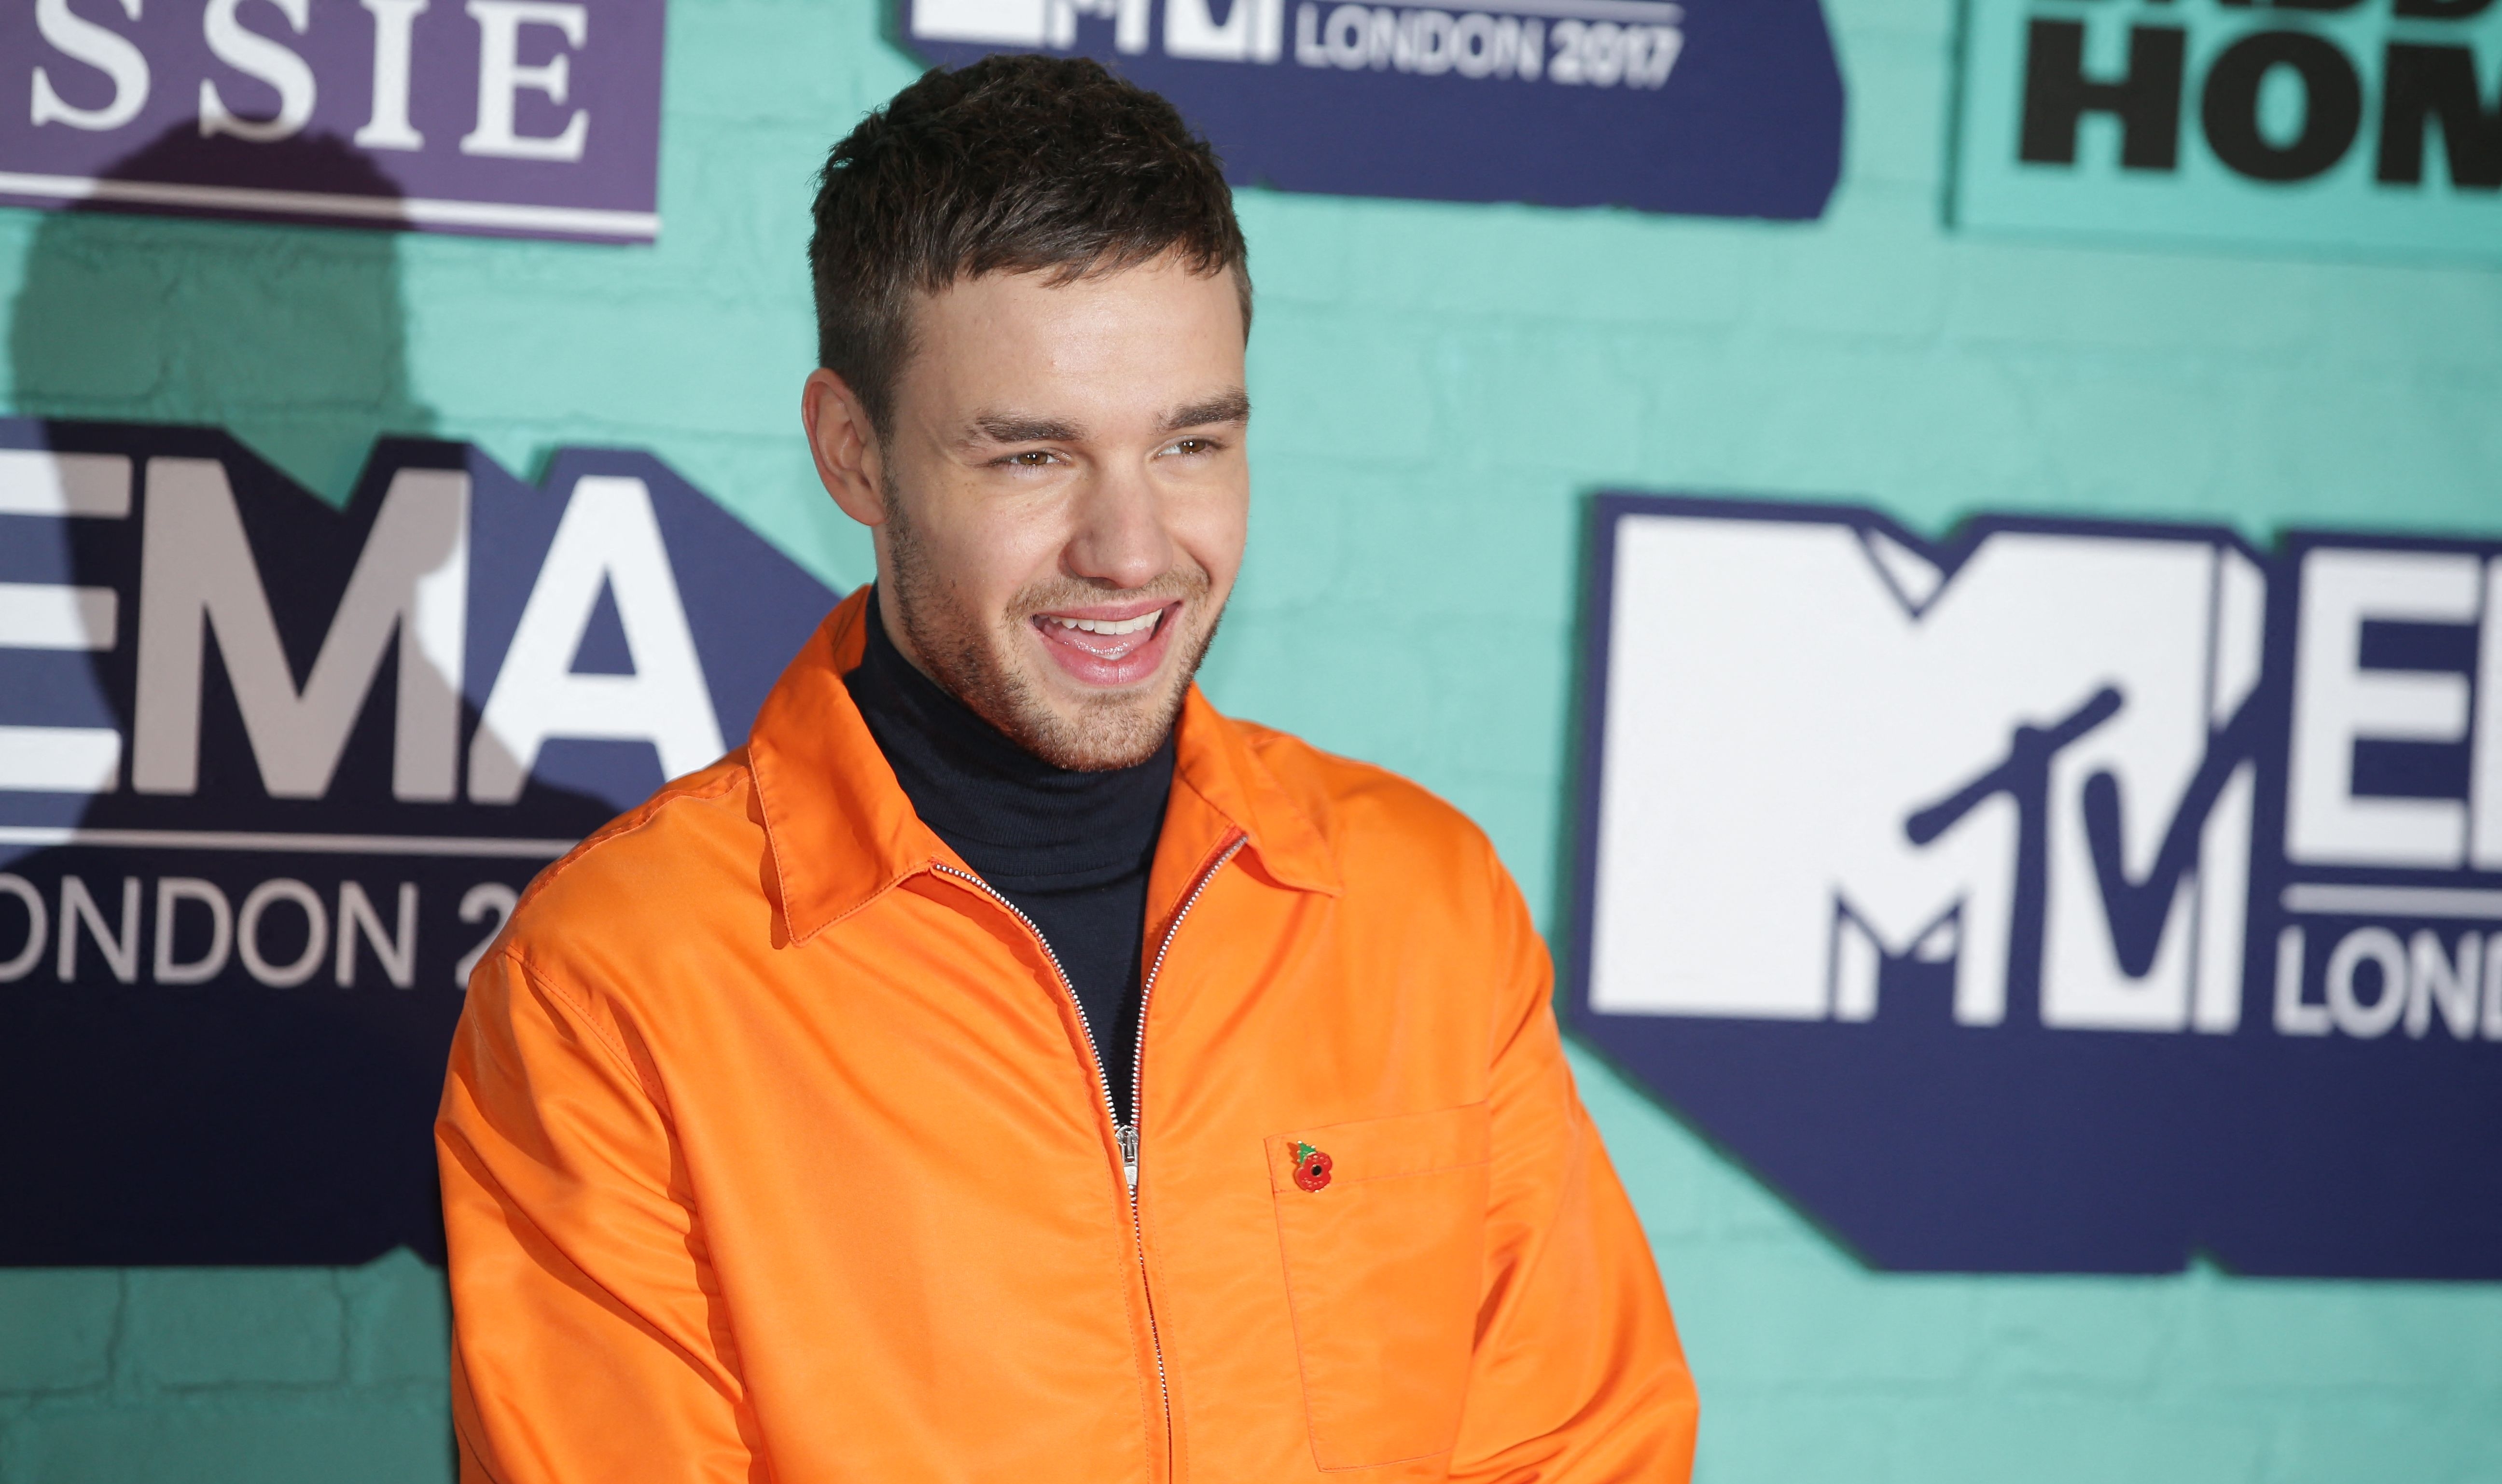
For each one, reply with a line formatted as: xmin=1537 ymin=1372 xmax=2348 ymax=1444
xmin=437 ymin=55 xmax=1695 ymax=1483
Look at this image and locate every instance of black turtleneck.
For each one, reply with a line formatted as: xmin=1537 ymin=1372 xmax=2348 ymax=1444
xmin=845 ymin=597 xmax=1174 ymax=1126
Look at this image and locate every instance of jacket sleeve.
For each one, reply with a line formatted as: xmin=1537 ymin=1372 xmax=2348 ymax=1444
xmin=1447 ymin=848 xmax=1699 ymax=1484
xmin=436 ymin=946 xmax=765 ymax=1484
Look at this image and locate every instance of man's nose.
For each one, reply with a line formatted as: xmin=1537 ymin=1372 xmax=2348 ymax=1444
xmin=1062 ymin=459 xmax=1175 ymax=590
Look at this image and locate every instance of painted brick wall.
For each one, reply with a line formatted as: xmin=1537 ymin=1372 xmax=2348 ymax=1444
xmin=3 ymin=0 xmax=2499 ymax=1476
xmin=0 ymin=1259 xmax=450 ymax=1483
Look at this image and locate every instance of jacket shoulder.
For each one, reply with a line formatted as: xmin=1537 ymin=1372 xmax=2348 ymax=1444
xmin=1226 ymin=721 xmax=1539 ymax=1029
xmin=1230 ymin=719 xmax=1501 ymax=875
xmin=494 ymin=753 xmax=763 ymax=970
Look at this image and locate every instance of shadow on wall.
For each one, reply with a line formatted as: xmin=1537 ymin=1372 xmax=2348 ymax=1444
xmin=0 ymin=129 xmax=450 ymax=1267
xmin=9 ymin=125 xmax=433 ymax=499
xmin=0 ymin=130 xmax=596 ymax=1268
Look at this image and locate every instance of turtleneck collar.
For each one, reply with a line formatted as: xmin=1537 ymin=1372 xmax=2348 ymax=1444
xmin=842 ymin=591 xmax=1177 ymax=893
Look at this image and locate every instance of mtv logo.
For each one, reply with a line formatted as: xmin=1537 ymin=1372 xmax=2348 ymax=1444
xmin=1570 ymin=494 xmax=2502 ymax=1279
xmin=898 ymin=0 xmax=1846 ymax=220
xmin=911 ymin=0 xmax=1151 ymax=51
xmin=1585 ymin=503 xmax=2263 ymax=1034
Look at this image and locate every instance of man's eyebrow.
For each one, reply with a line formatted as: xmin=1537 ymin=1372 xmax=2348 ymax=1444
xmin=967 ymin=412 xmax=1083 ymax=444
xmin=1163 ymin=390 xmax=1251 ymax=432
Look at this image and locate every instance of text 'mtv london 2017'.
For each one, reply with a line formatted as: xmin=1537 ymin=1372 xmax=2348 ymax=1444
xmin=903 ymin=0 xmax=1846 ymax=218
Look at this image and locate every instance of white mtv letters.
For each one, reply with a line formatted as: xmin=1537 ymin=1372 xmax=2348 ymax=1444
xmin=133 ymin=459 xmax=470 ymax=801
xmin=467 ymin=475 xmax=724 ymax=803
xmin=913 ymin=0 xmax=1152 ymax=51
xmin=911 ymin=0 xmax=1054 ymax=45
xmin=911 ymin=0 xmax=1284 ymax=55
xmin=2287 ymin=548 xmax=2502 ymax=872
xmin=1167 ymin=0 xmax=1286 ymax=61
xmin=1588 ymin=514 xmax=2262 ymax=1033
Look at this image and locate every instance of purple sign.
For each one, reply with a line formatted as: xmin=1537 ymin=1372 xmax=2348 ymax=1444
xmin=0 ymin=418 xmax=839 ymax=1262
xmin=1 ymin=0 xmax=666 ymax=242
xmin=904 ymin=0 xmax=1843 ymax=218
xmin=1570 ymin=493 xmax=2502 ymax=1278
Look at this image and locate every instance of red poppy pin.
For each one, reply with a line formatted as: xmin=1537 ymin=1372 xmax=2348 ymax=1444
xmin=1292 ymin=1141 xmax=1333 ymax=1193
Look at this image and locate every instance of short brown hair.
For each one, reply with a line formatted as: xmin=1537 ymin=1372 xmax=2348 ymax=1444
xmin=809 ymin=55 xmax=1251 ymax=440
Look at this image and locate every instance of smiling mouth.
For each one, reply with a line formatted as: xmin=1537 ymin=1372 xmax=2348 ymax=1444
xmin=1034 ymin=607 xmax=1166 ymax=663
xmin=1030 ymin=596 xmax=1195 ymax=680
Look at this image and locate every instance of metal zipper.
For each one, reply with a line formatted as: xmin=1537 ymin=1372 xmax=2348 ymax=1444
xmin=1122 ymin=830 xmax=1244 ymax=1483
xmin=930 ymin=861 xmax=1128 ymax=1166
xmin=1129 ymin=832 xmax=1247 ymax=1193
xmin=934 ymin=832 xmax=1244 ymax=1484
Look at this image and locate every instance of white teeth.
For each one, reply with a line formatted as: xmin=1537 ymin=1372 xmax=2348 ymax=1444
xmin=1048 ymin=611 xmax=1159 ymax=636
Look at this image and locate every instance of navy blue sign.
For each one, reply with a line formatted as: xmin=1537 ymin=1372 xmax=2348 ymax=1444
xmin=1 ymin=0 xmax=665 ymax=241
xmin=1571 ymin=494 xmax=2502 ymax=1279
xmin=0 ymin=421 xmax=836 ymax=1264
xmin=903 ymin=0 xmax=1843 ymax=218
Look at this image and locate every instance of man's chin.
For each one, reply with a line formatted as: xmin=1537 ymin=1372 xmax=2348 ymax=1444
xmin=895 ymin=583 xmax=1218 ymax=772
xmin=1012 ymin=675 xmax=1191 ymax=772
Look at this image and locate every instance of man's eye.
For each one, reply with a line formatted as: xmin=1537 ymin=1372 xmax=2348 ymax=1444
xmin=1001 ymin=450 xmax=1056 ymax=467
xmin=1167 ymin=438 xmax=1217 ymax=456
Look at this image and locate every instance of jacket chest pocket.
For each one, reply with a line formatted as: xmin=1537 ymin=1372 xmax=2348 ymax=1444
xmin=1266 ymin=1103 xmax=1491 ymax=1471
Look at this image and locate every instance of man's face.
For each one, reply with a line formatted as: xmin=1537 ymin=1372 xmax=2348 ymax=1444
xmin=816 ymin=253 xmax=1250 ymax=771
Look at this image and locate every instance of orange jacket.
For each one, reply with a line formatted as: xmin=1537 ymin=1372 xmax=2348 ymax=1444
xmin=437 ymin=589 xmax=1696 ymax=1483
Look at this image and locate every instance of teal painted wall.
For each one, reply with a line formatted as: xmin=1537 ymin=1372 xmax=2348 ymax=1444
xmin=3 ymin=0 xmax=2499 ymax=1475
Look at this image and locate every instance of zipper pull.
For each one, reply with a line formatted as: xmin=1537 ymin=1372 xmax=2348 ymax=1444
xmin=1118 ymin=1123 xmax=1140 ymax=1190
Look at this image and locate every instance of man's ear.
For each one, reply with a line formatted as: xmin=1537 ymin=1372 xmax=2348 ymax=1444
xmin=802 ymin=369 xmax=889 ymax=527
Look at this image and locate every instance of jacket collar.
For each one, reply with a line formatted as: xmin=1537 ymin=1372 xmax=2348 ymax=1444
xmin=1165 ymin=686 xmax=1339 ymax=899
xmin=748 ymin=589 xmax=1340 ymax=945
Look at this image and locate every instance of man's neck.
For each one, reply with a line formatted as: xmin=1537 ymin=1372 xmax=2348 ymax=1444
xmin=845 ymin=597 xmax=1175 ymax=888
xmin=843 ymin=594 xmax=1176 ymax=1128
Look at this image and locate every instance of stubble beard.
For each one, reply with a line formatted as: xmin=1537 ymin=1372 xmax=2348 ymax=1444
xmin=883 ymin=486 xmax=1222 ymax=772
